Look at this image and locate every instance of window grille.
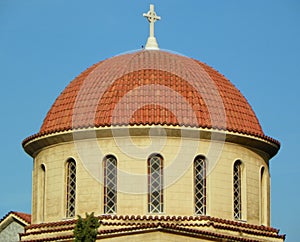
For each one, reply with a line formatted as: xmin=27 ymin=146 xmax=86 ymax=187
xmin=104 ymin=156 xmax=117 ymax=214
xmin=233 ymin=160 xmax=242 ymax=220
xmin=194 ymin=156 xmax=206 ymax=215
xmin=66 ymin=159 xmax=76 ymax=218
xmin=148 ymin=155 xmax=163 ymax=213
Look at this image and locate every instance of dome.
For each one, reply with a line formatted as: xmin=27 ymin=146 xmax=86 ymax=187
xmin=25 ymin=50 xmax=277 ymax=144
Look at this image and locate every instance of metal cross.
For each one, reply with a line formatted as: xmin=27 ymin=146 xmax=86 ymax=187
xmin=143 ymin=4 xmax=161 ymax=40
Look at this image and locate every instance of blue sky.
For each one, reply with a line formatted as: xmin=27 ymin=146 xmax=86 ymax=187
xmin=0 ymin=0 xmax=299 ymax=240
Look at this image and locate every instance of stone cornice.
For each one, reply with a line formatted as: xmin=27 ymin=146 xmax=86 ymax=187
xmin=23 ymin=125 xmax=279 ymax=159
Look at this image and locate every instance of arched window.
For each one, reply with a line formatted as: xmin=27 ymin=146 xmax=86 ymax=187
xmin=194 ymin=156 xmax=206 ymax=215
xmin=148 ymin=154 xmax=163 ymax=213
xmin=233 ymin=160 xmax=242 ymax=220
xmin=40 ymin=164 xmax=46 ymax=221
xmin=260 ymin=167 xmax=267 ymax=225
xmin=66 ymin=158 xmax=76 ymax=218
xmin=104 ymin=155 xmax=117 ymax=214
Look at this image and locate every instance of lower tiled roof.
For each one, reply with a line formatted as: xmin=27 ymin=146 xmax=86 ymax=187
xmin=20 ymin=215 xmax=285 ymax=241
xmin=12 ymin=212 xmax=31 ymax=224
xmin=0 ymin=211 xmax=31 ymax=226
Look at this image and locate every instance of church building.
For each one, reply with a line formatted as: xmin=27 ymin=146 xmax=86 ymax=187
xmin=12 ymin=4 xmax=285 ymax=241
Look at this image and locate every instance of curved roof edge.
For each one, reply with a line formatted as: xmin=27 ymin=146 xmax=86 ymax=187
xmin=22 ymin=125 xmax=280 ymax=158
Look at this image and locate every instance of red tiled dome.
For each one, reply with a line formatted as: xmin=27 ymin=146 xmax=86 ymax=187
xmin=33 ymin=50 xmax=269 ymax=140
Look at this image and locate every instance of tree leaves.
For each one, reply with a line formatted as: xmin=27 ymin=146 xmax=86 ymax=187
xmin=74 ymin=212 xmax=100 ymax=242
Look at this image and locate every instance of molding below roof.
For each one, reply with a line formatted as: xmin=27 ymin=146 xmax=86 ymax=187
xmin=23 ymin=125 xmax=279 ymax=159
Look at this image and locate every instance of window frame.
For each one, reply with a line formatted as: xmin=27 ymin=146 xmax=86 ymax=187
xmin=194 ymin=155 xmax=207 ymax=215
xmin=66 ymin=158 xmax=76 ymax=218
xmin=233 ymin=160 xmax=242 ymax=220
xmin=147 ymin=154 xmax=164 ymax=214
xmin=103 ymin=155 xmax=118 ymax=214
xmin=260 ymin=166 xmax=267 ymax=225
xmin=40 ymin=164 xmax=46 ymax=222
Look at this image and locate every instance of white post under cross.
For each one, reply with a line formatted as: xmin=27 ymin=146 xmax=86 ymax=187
xmin=143 ymin=4 xmax=161 ymax=50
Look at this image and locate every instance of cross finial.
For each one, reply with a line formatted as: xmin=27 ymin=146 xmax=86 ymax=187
xmin=143 ymin=4 xmax=161 ymax=50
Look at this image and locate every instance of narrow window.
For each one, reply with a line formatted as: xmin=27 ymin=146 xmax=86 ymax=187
xmin=40 ymin=164 xmax=46 ymax=221
xmin=148 ymin=154 xmax=163 ymax=213
xmin=66 ymin=159 xmax=76 ymax=218
xmin=194 ymin=156 xmax=206 ymax=215
xmin=233 ymin=160 xmax=242 ymax=220
xmin=104 ymin=155 xmax=117 ymax=214
xmin=261 ymin=167 xmax=267 ymax=225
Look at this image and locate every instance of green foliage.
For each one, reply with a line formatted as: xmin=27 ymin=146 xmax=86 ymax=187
xmin=74 ymin=212 xmax=100 ymax=242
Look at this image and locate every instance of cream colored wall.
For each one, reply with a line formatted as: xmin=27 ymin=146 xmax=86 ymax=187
xmin=31 ymin=134 xmax=270 ymax=226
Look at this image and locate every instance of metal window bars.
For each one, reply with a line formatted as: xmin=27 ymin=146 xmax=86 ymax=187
xmin=233 ymin=161 xmax=242 ymax=220
xmin=66 ymin=159 xmax=76 ymax=218
xmin=104 ymin=156 xmax=117 ymax=214
xmin=194 ymin=157 xmax=206 ymax=215
xmin=148 ymin=155 xmax=163 ymax=213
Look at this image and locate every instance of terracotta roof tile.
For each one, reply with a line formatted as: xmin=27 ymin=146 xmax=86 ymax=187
xmin=12 ymin=212 xmax=31 ymax=224
xmin=21 ymin=215 xmax=285 ymax=241
xmin=0 ymin=211 xmax=31 ymax=225
xmin=23 ymin=50 xmax=279 ymax=145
